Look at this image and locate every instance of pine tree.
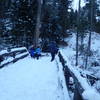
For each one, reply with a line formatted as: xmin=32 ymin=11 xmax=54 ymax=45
xmin=41 ymin=0 xmax=72 ymax=43
xmin=10 ymin=0 xmax=38 ymax=47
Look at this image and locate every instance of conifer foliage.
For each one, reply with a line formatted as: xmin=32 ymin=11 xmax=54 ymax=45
xmin=0 ymin=0 xmax=100 ymax=49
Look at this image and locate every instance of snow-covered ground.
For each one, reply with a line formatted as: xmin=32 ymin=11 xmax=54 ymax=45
xmin=62 ymin=31 xmax=100 ymax=67
xmin=60 ymin=50 xmax=100 ymax=100
xmin=61 ymin=30 xmax=100 ymax=92
xmin=0 ymin=30 xmax=100 ymax=99
xmin=0 ymin=55 xmax=70 ymax=100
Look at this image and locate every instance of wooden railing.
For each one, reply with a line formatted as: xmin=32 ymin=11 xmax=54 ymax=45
xmin=58 ymin=51 xmax=100 ymax=100
xmin=0 ymin=47 xmax=29 ymax=68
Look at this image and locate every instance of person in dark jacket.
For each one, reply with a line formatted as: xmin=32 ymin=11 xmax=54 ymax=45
xmin=48 ymin=41 xmax=59 ymax=62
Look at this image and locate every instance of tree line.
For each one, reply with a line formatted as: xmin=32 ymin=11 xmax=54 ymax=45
xmin=0 ymin=0 xmax=72 ymax=48
xmin=0 ymin=0 xmax=100 ymax=67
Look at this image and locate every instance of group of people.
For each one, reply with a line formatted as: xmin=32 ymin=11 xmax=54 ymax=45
xmin=29 ymin=46 xmax=41 ymax=60
xmin=29 ymin=41 xmax=59 ymax=61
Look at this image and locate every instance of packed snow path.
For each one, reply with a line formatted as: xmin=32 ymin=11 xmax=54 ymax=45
xmin=0 ymin=55 xmax=70 ymax=100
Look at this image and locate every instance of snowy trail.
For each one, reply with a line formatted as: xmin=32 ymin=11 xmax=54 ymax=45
xmin=0 ymin=55 xmax=70 ymax=100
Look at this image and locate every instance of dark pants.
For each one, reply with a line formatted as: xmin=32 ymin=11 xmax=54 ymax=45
xmin=51 ymin=53 xmax=56 ymax=61
xmin=35 ymin=54 xmax=41 ymax=59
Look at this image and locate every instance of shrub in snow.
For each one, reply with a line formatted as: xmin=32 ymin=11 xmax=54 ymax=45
xmin=91 ymin=61 xmax=100 ymax=67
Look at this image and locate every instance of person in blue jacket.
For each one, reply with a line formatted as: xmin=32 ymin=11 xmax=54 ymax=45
xmin=29 ymin=45 xmax=41 ymax=59
xmin=35 ymin=46 xmax=41 ymax=59
xmin=48 ymin=41 xmax=59 ymax=62
xmin=29 ymin=46 xmax=36 ymax=58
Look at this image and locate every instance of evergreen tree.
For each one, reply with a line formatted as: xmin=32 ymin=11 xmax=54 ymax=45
xmin=10 ymin=0 xmax=38 ymax=47
xmin=41 ymin=0 xmax=72 ymax=43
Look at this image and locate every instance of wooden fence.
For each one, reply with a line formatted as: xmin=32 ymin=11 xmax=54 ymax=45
xmin=0 ymin=47 xmax=29 ymax=68
xmin=58 ymin=51 xmax=100 ymax=100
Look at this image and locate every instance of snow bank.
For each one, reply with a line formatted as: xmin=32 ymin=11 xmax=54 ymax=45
xmin=56 ymin=55 xmax=70 ymax=100
xmin=62 ymin=31 xmax=100 ymax=95
xmin=59 ymin=50 xmax=100 ymax=100
xmin=82 ymin=89 xmax=100 ymax=100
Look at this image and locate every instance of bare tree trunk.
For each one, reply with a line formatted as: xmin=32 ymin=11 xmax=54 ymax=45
xmin=34 ymin=0 xmax=42 ymax=47
xmin=76 ymin=0 xmax=81 ymax=66
xmin=85 ymin=0 xmax=93 ymax=69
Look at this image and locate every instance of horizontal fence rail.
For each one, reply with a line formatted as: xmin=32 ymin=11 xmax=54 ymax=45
xmin=0 ymin=47 xmax=29 ymax=68
xmin=58 ymin=51 xmax=100 ymax=100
